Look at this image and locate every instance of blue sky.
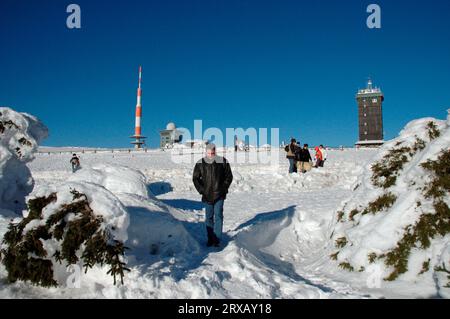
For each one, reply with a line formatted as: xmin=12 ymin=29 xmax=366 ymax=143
xmin=1 ymin=0 xmax=449 ymax=148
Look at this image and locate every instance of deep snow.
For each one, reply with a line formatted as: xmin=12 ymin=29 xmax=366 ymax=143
xmin=0 ymin=107 xmax=48 ymax=213
xmin=0 ymin=111 xmax=449 ymax=299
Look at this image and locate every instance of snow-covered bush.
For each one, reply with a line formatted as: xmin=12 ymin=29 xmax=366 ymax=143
xmin=1 ymin=182 xmax=130 ymax=287
xmin=0 ymin=107 xmax=48 ymax=213
xmin=0 ymin=109 xmax=134 ymax=287
xmin=331 ymin=111 xmax=450 ymax=294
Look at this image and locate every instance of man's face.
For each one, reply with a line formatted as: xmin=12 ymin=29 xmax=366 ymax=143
xmin=207 ymin=148 xmax=216 ymax=158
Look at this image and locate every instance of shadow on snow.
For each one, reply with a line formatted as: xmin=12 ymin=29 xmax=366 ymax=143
xmin=148 ymin=181 xmax=173 ymax=196
xmin=126 ymin=200 xmax=336 ymax=293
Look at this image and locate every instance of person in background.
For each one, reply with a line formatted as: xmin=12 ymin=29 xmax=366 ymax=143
xmin=319 ymin=145 xmax=328 ymax=167
xmin=284 ymin=138 xmax=299 ymax=174
xmin=70 ymin=154 xmax=80 ymax=173
xmin=314 ymin=146 xmax=323 ymax=168
xmin=193 ymin=144 xmax=233 ymax=247
xmin=297 ymin=144 xmax=313 ymax=173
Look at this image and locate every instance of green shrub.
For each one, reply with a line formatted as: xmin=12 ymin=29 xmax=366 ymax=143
xmin=421 ymin=149 xmax=450 ymax=199
xmin=368 ymin=253 xmax=378 ymax=264
xmin=0 ymin=120 xmax=19 ymax=134
xmin=339 ymin=262 xmax=354 ymax=272
xmin=335 ymin=237 xmax=348 ymax=248
xmin=426 ymin=121 xmax=441 ymax=140
xmin=435 ymin=263 xmax=450 ymax=288
xmin=383 ymin=200 xmax=450 ymax=281
xmin=419 ymin=259 xmax=431 ymax=275
xmin=412 ymin=137 xmax=426 ymax=153
xmin=371 ymin=137 xmax=427 ymax=189
xmin=330 ymin=252 xmax=339 ymax=261
xmin=0 ymin=190 xmax=130 ymax=287
xmin=349 ymin=209 xmax=360 ymax=221
xmin=362 ymin=193 xmax=397 ymax=215
xmin=371 ymin=147 xmax=411 ymax=189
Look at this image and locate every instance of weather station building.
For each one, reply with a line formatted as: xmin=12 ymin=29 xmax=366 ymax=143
xmin=355 ymin=78 xmax=384 ymax=148
xmin=160 ymin=122 xmax=183 ymax=148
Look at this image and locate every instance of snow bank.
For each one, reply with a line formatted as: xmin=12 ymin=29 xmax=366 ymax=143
xmin=119 ymin=193 xmax=201 ymax=258
xmin=68 ymin=164 xmax=149 ymax=198
xmin=1 ymin=161 xmax=201 ymax=289
xmin=66 ymin=163 xmax=200 ymax=256
xmin=0 ymin=107 xmax=48 ymax=214
xmin=331 ymin=110 xmax=450 ymax=297
xmin=67 ymin=164 xmax=200 ymax=257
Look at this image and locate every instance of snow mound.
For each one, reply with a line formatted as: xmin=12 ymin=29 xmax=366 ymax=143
xmin=68 ymin=164 xmax=149 ymax=198
xmin=0 ymin=107 xmax=48 ymax=213
xmin=67 ymin=164 xmax=200 ymax=258
xmin=331 ymin=110 xmax=450 ymax=297
xmin=1 ymin=162 xmax=202 ymax=289
xmin=119 ymin=193 xmax=201 ymax=258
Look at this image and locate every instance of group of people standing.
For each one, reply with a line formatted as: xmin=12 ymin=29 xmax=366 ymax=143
xmin=285 ymin=138 xmax=327 ymax=174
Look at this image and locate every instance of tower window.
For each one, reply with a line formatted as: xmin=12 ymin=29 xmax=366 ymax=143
xmin=372 ymin=98 xmax=378 ymax=103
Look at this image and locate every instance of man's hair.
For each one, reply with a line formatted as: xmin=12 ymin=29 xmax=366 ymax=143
xmin=290 ymin=138 xmax=296 ymax=143
xmin=73 ymin=154 xmax=76 ymax=156
xmin=304 ymin=144 xmax=308 ymax=148
xmin=206 ymin=143 xmax=216 ymax=151
xmin=320 ymin=145 xmax=324 ymax=148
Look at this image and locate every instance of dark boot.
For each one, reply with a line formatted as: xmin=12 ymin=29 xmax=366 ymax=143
xmin=206 ymin=227 xmax=216 ymax=247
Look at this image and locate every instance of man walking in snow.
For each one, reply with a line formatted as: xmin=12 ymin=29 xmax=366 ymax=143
xmin=70 ymin=153 xmax=80 ymax=173
xmin=284 ymin=138 xmax=299 ymax=173
xmin=193 ymin=144 xmax=233 ymax=247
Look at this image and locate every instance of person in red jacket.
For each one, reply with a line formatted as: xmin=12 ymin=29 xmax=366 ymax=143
xmin=314 ymin=146 xmax=323 ymax=168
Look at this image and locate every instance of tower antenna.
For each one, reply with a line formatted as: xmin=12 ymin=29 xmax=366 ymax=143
xmin=130 ymin=66 xmax=146 ymax=149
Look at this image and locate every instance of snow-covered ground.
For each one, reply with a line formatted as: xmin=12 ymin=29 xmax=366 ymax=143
xmin=1 ymin=110 xmax=448 ymax=299
xmin=2 ymin=146 xmax=387 ymax=298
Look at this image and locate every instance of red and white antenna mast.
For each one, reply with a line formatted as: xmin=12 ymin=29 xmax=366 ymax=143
xmin=130 ymin=66 xmax=146 ymax=149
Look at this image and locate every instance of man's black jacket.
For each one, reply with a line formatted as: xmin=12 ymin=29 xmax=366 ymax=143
xmin=297 ymin=148 xmax=312 ymax=162
xmin=193 ymin=156 xmax=233 ymax=204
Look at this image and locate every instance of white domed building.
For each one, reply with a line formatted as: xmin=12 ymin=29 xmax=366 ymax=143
xmin=159 ymin=122 xmax=183 ymax=148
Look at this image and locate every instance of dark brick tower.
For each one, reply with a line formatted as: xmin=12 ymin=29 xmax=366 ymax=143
xmin=355 ymin=78 xmax=384 ymax=147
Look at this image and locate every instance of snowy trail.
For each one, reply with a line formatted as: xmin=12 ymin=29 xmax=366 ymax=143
xmin=164 ymin=190 xmax=368 ymax=298
xmin=0 ymin=149 xmax=381 ymax=298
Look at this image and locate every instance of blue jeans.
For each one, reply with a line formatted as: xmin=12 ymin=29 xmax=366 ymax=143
xmin=205 ymin=199 xmax=224 ymax=242
xmin=288 ymin=158 xmax=296 ymax=173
